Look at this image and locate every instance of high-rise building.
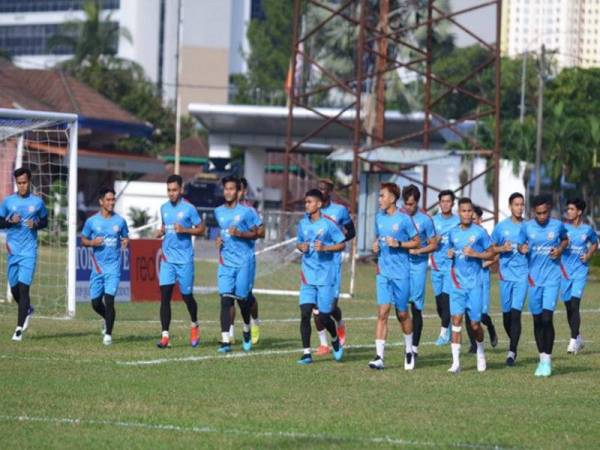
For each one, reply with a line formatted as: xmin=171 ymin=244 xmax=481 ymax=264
xmin=501 ymin=0 xmax=600 ymax=69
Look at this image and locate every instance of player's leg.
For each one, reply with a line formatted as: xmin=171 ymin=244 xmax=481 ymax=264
xmin=409 ymin=264 xmax=426 ymax=358
xmin=500 ymin=281 xmax=512 ymax=338
xmin=298 ymin=284 xmax=316 ymax=364
xmin=393 ymin=279 xmax=414 ymax=370
xmin=156 ymin=260 xmax=177 ymax=348
xmin=480 ymin=274 xmax=497 ymax=347
xmin=369 ymin=275 xmax=391 ymax=370
xmin=249 ymin=291 xmax=260 ymax=344
xmin=89 ymin=271 xmax=106 ymax=328
xmin=317 ymin=283 xmax=343 ymax=361
xmin=313 ymin=304 xmax=329 ymax=355
xmin=465 ymin=312 xmax=477 ymax=353
xmin=217 ymin=265 xmax=236 ymax=352
xmin=529 ymin=285 xmax=547 ymax=376
xmin=175 ymin=263 xmax=200 ymax=347
xmin=448 ymin=288 xmax=466 ymax=373
xmin=101 ymin=272 xmax=121 ymax=346
xmin=432 ymin=271 xmax=450 ymax=344
xmin=331 ymin=264 xmax=346 ymax=344
xmin=12 ymin=258 xmax=35 ymax=341
xmin=538 ymin=285 xmax=558 ymax=376
xmin=235 ymin=264 xmax=253 ymax=351
xmin=467 ymin=288 xmax=486 ymax=372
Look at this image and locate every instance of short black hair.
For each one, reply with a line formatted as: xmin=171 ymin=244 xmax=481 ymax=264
xmin=167 ymin=174 xmax=183 ymax=187
xmin=221 ymin=175 xmax=241 ymax=190
xmin=438 ymin=189 xmax=455 ymax=202
xmin=532 ymin=194 xmax=551 ymax=209
xmin=508 ymin=192 xmax=524 ymax=204
xmin=473 ymin=205 xmax=483 ymax=218
xmin=566 ymin=197 xmax=586 ymax=213
xmin=402 ymin=184 xmax=421 ymax=203
xmin=14 ymin=167 xmax=31 ymax=180
xmin=458 ymin=197 xmax=472 ymax=207
xmin=305 ymin=189 xmax=324 ymax=202
xmin=240 ymin=177 xmax=248 ymax=189
xmin=380 ymin=182 xmax=400 ymax=201
xmin=99 ymin=187 xmax=116 ymax=199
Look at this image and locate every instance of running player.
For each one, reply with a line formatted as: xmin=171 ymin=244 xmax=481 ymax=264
xmin=368 ymin=183 xmax=420 ymax=371
xmin=314 ymin=179 xmax=356 ymax=355
xmin=215 ymin=176 xmax=262 ymax=353
xmin=81 ymin=188 xmax=129 ymax=345
xmin=402 ymin=184 xmax=437 ymax=360
xmin=560 ymin=198 xmax=598 ymax=354
xmin=430 ymin=190 xmax=460 ymax=346
xmin=447 ymin=197 xmax=493 ymax=373
xmin=0 ymin=168 xmax=47 ymax=341
xmin=518 ymin=194 xmax=568 ymax=377
xmin=156 ymin=175 xmax=205 ymax=349
xmin=296 ymin=189 xmax=346 ymax=365
xmin=490 ymin=192 xmax=528 ymax=366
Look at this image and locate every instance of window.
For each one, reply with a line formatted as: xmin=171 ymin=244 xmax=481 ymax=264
xmin=0 ymin=0 xmax=119 ymax=13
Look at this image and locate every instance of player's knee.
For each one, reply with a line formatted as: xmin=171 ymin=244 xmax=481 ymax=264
xmin=541 ymin=310 xmax=553 ymax=326
xmin=470 ymin=321 xmax=481 ymax=332
xmin=395 ymin=309 xmax=409 ymax=322
xmin=221 ymin=295 xmax=235 ymax=309
xmin=300 ymin=304 xmax=313 ymax=320
xmin=377 ymin=308 xmax=389 ymax=321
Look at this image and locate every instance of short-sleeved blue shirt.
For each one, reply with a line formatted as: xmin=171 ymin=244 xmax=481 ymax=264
xmin=403 ymin=209 xmax=436 ymax=265
xmin=448 ymin=223 xmax=492 ymax=289
xmin=431 ymin=213 xmax=460 ymax=272
xmin=561 ymin=223 xmax=598 ymax=278
xmin=375 ymin=209 xmax=418 ymax=280
xmin=160 ymin=199 xmax=202 ymax=264
xmin=82 ymin=212 xmax=129 ymax=273
xmin=520 ymin=218 xmax=568 ymax=287
xmin=215 ymin=203 xmax=261 ymax=267
xmin=491 ymin=217 xmax=528 ymax=282
xmin=0 ymin=193 xmax=47 ymax=258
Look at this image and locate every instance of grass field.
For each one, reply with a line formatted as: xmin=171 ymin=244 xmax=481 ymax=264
xmin=1 ymin=262 xmax=600 ymax=449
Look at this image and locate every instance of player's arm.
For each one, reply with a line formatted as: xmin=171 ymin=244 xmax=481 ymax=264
xmin=550 ymin=225 xmax=569 ymax=259
xmin=491 ymin=227 xmax=512 ymax=254
xmin=482 ymin=253 xmax=499 ymax=268
xmin=296 ymin=223 xmax=309 ymax=253
xmin=582 ymin=241 xmax=599 ymax=262
xmin=174 ymin=222 xmax=206 ymax=236
xmin=410 ymin=220 xmax=438 ymax=255
xmin=229 ymin=226 xmax=259 ymax=240
xmin=342 ymin=218 xmax=356 ymax=242
xmin=315 ymin=223 xmax=346 ymax=253
xmin=29 ymin=201 xmax=48 ymax=230
xmin=386 ymin=230 xmax=420 ymax=249
xmin=463 ymin=245 xmax=494 ymax=260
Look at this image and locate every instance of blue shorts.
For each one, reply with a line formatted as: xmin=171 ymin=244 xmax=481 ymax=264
xmin=409 ymin=262 xmax=428 ymax=311
xmin=159 ymin=261 xmax=194 ymax=295
xmin=431 ymin=269 xmax=452 ymax=297
xmin=481 ymin=272 xmax=490 ymax=315
xmin=249 ymin=256 xmax=257 ymax=292
xmin=90 ymin=270 xmax=120 ymax=298
xmin=499 ymin=279 xmax=528 ymax=312
xmin=528 ymin=284 xmax=559 ymax=315
xmin=376 ymin=275 xmax=410 ymax=312
xmin=218 ymin=264 xmax=252 ymax=299
xmin=7 ymin=255 xmax=36 ymax=287
xmin=560 ymin=274 xmax=587 ymax=302
xmin=333 ymin=263 xmax=342 ymax=300
xmin=299 ymin=283 xmax=335 ymax=314
xmin=450 ymin=285 xmax=483 ymax=322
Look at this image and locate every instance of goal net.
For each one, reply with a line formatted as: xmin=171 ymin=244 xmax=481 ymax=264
xmin=0 ymin=108 xmax=78 ymax=318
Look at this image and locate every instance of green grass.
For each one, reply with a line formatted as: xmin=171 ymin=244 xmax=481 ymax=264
xmin=1 ymin=263 xmax=600 ymax=449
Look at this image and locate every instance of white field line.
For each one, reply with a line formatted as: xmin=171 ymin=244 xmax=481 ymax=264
xmin=0 ymin=415 xmax=513 ymax=449
xmin=16 ymin=308 xmax=600 ymax=325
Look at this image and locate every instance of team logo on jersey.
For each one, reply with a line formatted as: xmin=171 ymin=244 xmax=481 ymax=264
xmin=469 ymin=235 xmax=476 ymax=243
xmin=113 ymin=225 xmax=120 ymax=232
xmin=28 ymin=205 xmax=35 ymax=213
xmin=581 ymin=234 xmax=587 ymax=242
xmin=177 ymin=212 xmax=184 ymax=219
xmin=547 ymin=231 xmax=555 ymax=240
xmin=529 ymin=232 xmax=536 ymax=239
xmin=234 ymin=215 xmax=241 ymax=222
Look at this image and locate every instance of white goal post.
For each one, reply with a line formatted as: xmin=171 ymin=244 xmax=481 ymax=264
xmin=0 ymin=108 xmax=78 ymax=317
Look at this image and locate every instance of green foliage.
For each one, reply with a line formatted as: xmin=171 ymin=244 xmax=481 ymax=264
xmin=128 ymin=206 xmax=152 ymax=237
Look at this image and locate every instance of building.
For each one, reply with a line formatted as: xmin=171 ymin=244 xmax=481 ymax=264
xmin=501 ymin=0 xmax=600 ymax=69
xmin=0 ymin=0 xmax=261 ymax=106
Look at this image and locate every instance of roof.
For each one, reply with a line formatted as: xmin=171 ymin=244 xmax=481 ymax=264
xmin=0 ymin=60 xmax=151 ymax=134
xmin=160 ymin=136 xmax=209 ymax=164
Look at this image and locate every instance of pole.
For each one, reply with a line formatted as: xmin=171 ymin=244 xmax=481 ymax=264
xmin=174 ymin=0 xmax=183 ymax=175
xmin=492 ymin=0 xmax=502 ymax=224
xmin=373 ymin=0 xmax=389 ymax=144
xmin=534 ymin=44 xmax=545 ymax=196
xmin=67 ymin=119 xmax=79 ymax=317
xmin=519 ymin=50 xmax=527 ymax=124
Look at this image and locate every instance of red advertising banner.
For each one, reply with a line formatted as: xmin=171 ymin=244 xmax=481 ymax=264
xmin=129 ymin=239 xmax=181 ymax=302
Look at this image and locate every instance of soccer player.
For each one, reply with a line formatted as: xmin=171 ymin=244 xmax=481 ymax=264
xmin=81 ymin=188 xmax=129 ymax=346
xmin=560 ymin=198 xmax=598 ymax=354
xmin=215 ymin=176 xmax=262 ymax=353
xmin=518 ymin=194 xmax=568 ymax=377
xmin=491 ymin=192 xmax=528 ymax=366
xmin=296 ymin=189 xmax=346 ymax=365
xmin=402 ymin=184 xmax=437 ymax=360
xmin=430 ymin=190 xmax=460 ymax=346
xmin=447 ymin=197 xmax=493 ymax=373
xmin=156 ymin=175 xmax=205 ymax=349
xmin=0 ymin=168 xmax=47 ymax=341
xmin=313 ymin=178 xmax=356 ymax=355
xmin=464 ymin=205 xmax=498 ymax=352
xmin=228 ymin=177 xmax=265 ymax=345
xmin=368 ymin=183 xmax=420 ymax=371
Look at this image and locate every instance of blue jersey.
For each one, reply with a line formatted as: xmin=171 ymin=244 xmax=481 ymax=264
xmin=375 ymin=209 xmax=417 ymax=280
xmin=0 ymin=193 xmax=47 ymax=258
xmin=297 ymin=214 xmax=345 ymax=285
xmin=404 ymin=209 xmax=436 ymax=266
xmin=448 ymin=223 xmax=491 ymax=289
xmin=160 ymin=199 xmax=202 ymax=264
xmin=520 ymin=218 xmax=568 ymax=287
xmin=215 ymin=203 xmax=261 ymax=268
xmin=491 ymin=218 xmax=528 ymax=282
xmin=82 ymin=213 xmax=129 ymax=273
xmin=561 ymin=223 xmax=598 ymax=278
xmin=322 ymin=201 xmax=351 ymax=265
xmin=431 ymin=213 xmax=460 ymax=272
xmin=240 ymin=200 xmax=263 ymax=251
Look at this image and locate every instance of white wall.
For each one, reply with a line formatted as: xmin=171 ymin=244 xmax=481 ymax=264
xmin=114 ymin=180 xmax=165 ymax=237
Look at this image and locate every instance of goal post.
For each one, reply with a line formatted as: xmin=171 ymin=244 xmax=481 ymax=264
xmin=0 ymin=108 xmax=78 ymax=318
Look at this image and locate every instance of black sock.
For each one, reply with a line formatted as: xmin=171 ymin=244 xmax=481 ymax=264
xmin=533 ymin=313 xmax=544 ymax=353
xmin=567 ymin=298 xmax=581 ymax=339
xmin=300 ymin=304 xmax=313 ymax=348
xmin=440 ymin=293 xmax=451 ymax=328
xmin=160 ymin=285 xmax=174 ymax=332
xmin=542 ymin=309 xmax=555 ymax=354
xmin=104 ymin=294 xmax=115 ymax=335
xmin=16 ymin=282 xmax=30 ymax=328
xmin=509 ymin=309 xmax=521 ymax=353
xmin=331 ymin=303 xmax=342 ymax=323
xmin=411 ymin=303 xmax=423 ymax=347
xmin=182 ymin=294 xmax=198 ymax=323
xmin=91 ymin=296 xmax=106 ymax=319
xmin=318 ymin=312 xmax=338 ymax=348
xmin=220 ymin=295 xmax=235 ymax=335
xmin=502 ymin=312 xmax=511 ymax=339
xmin=465 ymin=312 xmax=476 ymax=347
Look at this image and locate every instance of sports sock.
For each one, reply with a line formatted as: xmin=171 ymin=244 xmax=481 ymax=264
xmin=375 ymin=339 xmax=385 ymax=359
